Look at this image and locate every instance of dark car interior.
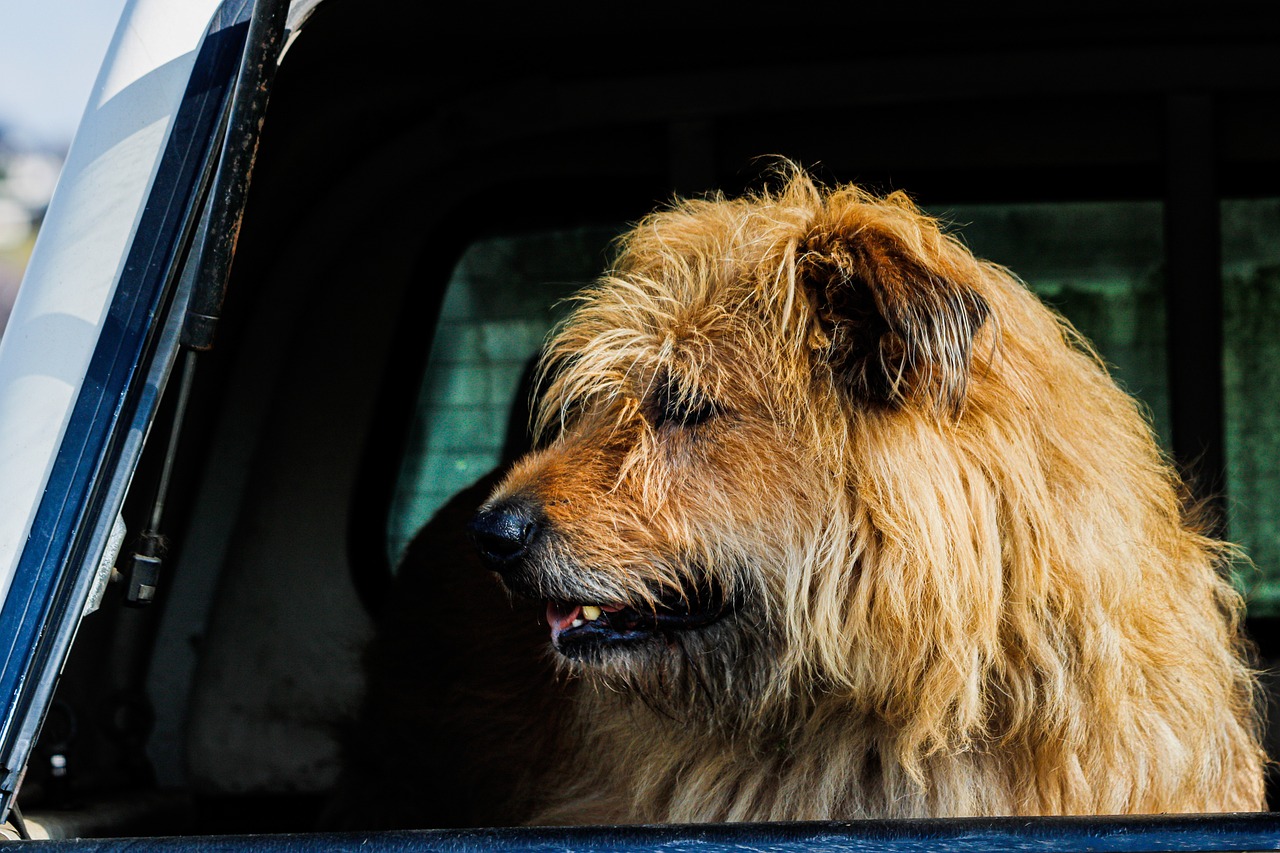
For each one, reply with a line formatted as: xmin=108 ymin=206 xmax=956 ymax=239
xmin=8 ymin=0 xmax=1280 ymax=840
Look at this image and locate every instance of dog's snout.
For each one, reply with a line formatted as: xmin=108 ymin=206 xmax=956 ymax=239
xmin=469 ymin=501 xmax=542 ymax=570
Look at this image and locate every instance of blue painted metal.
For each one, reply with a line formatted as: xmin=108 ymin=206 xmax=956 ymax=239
xmin=11 ymin=813 xmax=1280 ymax=851
xmin=0 ymin=0 xmax=254 ymax=819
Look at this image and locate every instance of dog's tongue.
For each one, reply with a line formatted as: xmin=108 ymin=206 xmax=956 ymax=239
xmin=545 ymin=601 xmax=627 ymax=638
xmin=546 ymin=602 xmax=582 ymax=638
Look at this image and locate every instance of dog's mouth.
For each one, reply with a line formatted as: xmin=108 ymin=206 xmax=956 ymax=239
xmin=545 ymin=585 xmax=730 ymax=656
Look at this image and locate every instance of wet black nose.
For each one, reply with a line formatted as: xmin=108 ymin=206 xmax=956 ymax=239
xmin=469 ymin=500 xmax=542 ymax=570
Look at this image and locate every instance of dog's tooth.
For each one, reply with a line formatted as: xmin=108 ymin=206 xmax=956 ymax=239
xmin=582 ymin=605 xmax=602 ymax=621
xmin=571 ymin=618 xmax=584 ymax=628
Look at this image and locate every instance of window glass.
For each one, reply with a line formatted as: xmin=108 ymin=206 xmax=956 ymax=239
xmin=1223 ymin=198 xmax=1280 ymax=615
xmin=387 ymin=204 xmax=1170 ymax=571
xmin=386 ymin=227 xmax=621 ymax=567
xmin=934 ymin=201 xmax=1170 ymax=446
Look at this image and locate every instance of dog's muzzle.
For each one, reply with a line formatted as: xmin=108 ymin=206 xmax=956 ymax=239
xmin=468 ymin=498 xmax=542 ymax=572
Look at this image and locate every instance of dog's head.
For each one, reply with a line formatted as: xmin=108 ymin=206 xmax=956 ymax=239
xmin=468 ymin=166 xmax=1068 ymax=738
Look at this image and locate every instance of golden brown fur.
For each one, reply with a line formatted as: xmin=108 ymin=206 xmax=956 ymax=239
xmin=348 ymin=164 xmax=1267 ymax=827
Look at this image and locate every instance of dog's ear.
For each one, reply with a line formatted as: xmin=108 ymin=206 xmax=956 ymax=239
xmin=800 ymin=200 xmax=990 ymax=414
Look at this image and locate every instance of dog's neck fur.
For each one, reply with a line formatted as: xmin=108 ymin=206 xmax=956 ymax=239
xmin=529 ymin=637 xmax=1265 ymax=825
xmin=530 ymin=689 xmax=1025 ymax=823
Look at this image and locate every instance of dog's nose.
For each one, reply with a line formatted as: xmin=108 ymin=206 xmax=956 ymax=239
xmin=469 ymin=500 xmax=542 ymax=570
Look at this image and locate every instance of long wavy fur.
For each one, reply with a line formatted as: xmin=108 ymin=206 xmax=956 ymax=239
xmin=487 ymin=163 xmax=1265 ymax=822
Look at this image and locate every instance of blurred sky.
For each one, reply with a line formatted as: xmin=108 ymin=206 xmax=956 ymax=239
xmin=0 ymin=0 xmax=132 ymax=149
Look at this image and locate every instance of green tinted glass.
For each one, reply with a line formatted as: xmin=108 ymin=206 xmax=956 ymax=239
xmin=935 ymin=201 xmax=1170 ymax=447
xmin=389 ymin=204 xmax=1196 ymax=599
xmin=386 ymin=227 xmax=621 ymax=567
xmin=1223 ymin=198 xmax=1280 ymax=614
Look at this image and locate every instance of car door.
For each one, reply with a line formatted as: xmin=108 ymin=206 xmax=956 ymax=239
xmin=0 ymin=0 xmax=287 ymax=825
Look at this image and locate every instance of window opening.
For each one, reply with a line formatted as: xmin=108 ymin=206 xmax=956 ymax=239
xmin=1223 ymin=197 xmax=1280 ymax=614
xmin=388 ymin=204 xmax=1171 ymax=578
xmin=386 ymin=227 xmax=622 ymax=568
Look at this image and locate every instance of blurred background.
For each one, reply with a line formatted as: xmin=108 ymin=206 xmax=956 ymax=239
xmin=0 ymin=0 xmax=129 ymax=336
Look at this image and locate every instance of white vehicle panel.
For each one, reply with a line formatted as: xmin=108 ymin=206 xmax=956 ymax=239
xmin=0 ymin=0 xmax=221 ymax=600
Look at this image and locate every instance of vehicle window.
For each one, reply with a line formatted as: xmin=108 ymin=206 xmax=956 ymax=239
xmin=387 ymin=205 xmax=1170 ymax=566
xmin=1224 ymin=197 xmax=1280 ymax=614
xmin=937 ymin=201 xmax=1170 ymax=445
xmin=387 ymin=200 xmax=1279 ymax=616
xmin=385 ymin=226 xmax=622 ymax=567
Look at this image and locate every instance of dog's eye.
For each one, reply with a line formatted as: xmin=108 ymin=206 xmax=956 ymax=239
xmin=666 ymin=395 xmax=717 ymax=429
xmin=646 ymin=375 xmax=717 ymax=429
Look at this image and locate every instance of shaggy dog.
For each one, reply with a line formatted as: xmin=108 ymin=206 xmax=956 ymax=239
xmin=345 ymin=166 xmax=1266 ymax=827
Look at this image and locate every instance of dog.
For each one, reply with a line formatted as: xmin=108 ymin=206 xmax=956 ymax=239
xmin=342 ymin=164 xmax=1266 ymax=828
